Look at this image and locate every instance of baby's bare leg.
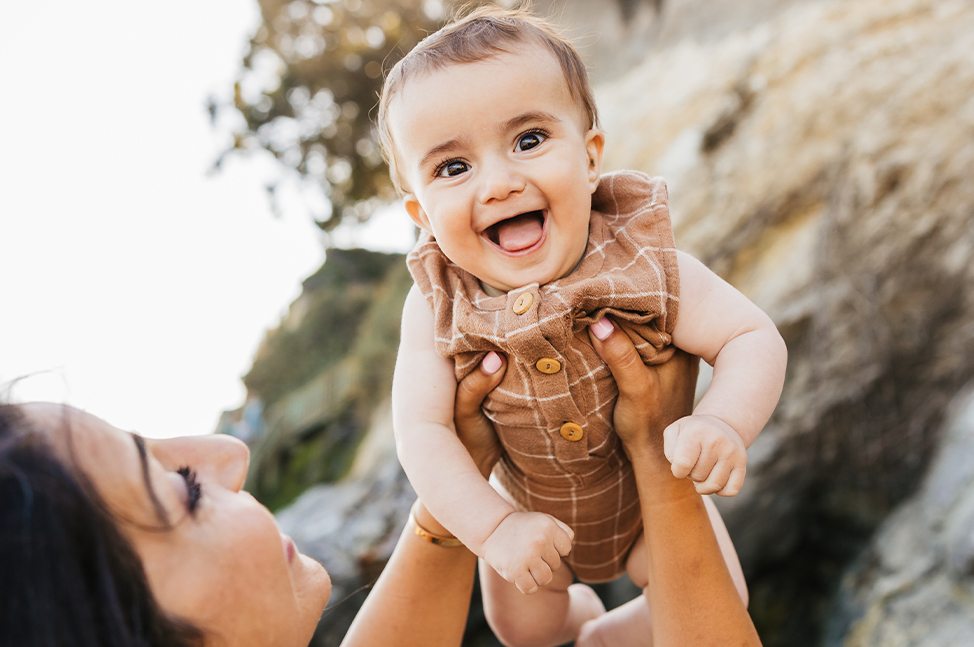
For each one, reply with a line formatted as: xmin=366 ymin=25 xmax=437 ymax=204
xmin=480 ymin=558 xmax=605 ymax=647
xmin=576 ymin=497 xmax=747 ymax=646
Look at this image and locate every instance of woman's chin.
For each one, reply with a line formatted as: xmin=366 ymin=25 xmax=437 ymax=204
xmin=295 ymin=554 xmax=332 ymax=623
xmin=308 ymin=554 xmax=332 ymax=601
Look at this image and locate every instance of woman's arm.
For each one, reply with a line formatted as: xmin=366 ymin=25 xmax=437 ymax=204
xmin=589 ymin=319 xmax=761 ymax=646
xmin=339 ymin=500 xmax=480 ymax=647
xmin=346 ymin=314 xmax=759 ymax=647
xmin=341 ymin=352 xmax=508 ymax=647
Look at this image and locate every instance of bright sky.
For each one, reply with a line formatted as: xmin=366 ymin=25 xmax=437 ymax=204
xmin=0 ymin=1 xmax=412 ymax=438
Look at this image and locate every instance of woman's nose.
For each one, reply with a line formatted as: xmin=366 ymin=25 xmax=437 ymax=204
xmin=477 ymin=164 xmax=525 ymax=204
xmin=154 ymin=435 xmax=250 ymax=492
xmin=202 ymin=435 xmax=250 ymax=491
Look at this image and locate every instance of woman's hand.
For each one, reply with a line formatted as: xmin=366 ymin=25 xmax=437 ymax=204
xmin=453 ymin=351 xmax=506 ymax=478
xmin=589 ymin=317 xmax=759 ymax=645
xmin=588 ymin=317 xmax=699 ymax=464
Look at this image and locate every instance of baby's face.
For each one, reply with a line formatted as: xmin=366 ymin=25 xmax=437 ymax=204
xmin=389 ymin=43 xmax=604 ymax=294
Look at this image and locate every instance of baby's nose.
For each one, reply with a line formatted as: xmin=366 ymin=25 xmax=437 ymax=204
xmin=478 ymin=165 xmax=525 ymax=204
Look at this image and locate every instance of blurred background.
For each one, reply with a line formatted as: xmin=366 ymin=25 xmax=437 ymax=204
xmin=4 ymin=0 xmax=974 ymax=644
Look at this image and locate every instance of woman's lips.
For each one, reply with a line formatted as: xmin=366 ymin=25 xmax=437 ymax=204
xmin=281 ymin=533 xmax=296 ymax=563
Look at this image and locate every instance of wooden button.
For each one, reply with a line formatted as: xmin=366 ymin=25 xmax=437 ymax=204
xmin=535 ymin=358 xmax=561 ymax=374
xmin=512 ymin=292 xmax=534 ymax=315
xmin=560 ymin=422 xmax=584 ymax=442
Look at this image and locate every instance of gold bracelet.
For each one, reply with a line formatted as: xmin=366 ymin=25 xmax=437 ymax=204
xmin=410 ymin=504 xmax=464 ymax=548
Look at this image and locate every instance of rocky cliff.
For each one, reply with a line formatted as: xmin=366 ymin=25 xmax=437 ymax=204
xmin=222 ymin=0 xmax=974 ymax=644
xmin=827 ymin=386 xmax=974 ymax=645
xmin=596 ymin=0 xmax=974 ymax=642
xmin=218 ymin=248 xmax=411 ymax=511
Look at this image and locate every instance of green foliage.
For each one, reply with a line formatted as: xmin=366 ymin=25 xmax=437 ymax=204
xmin=255 ymin=414 xmax=362 ymax=511
xmin=214 ymin=0 xmax=457 ymax=231
xmin=243 ymin=248 xmax=402 ymax=409
xmin=241 ymin=249 xmax=413 ymax=509
xmin=214 ymin=0 xmax=650 ymax=233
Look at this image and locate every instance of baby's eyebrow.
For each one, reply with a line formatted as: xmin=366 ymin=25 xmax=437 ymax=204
xmin=501 ymin=111 xmax=559 ymax=133
xmin=420 ymin=138 xmax=463 ymax=169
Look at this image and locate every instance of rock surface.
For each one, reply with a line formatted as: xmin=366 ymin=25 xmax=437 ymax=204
xmin=218 ymin=248 xmax=411 ymax=510
xmin=826 ymin=386 xmax=974 ymax=646
xmin=275 ymin=401 xmax=416 ymax=646
xmin=224 ymin=0 xmax=974 ymax=644
xmin=597 ymin=0 xmax=974 ymax=640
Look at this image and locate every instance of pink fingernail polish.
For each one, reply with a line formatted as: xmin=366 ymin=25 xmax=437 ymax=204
xmin=482 ymin=351 xmax=502 ymax=374
xmin=591 ymin=317 xmax=613 ymax=340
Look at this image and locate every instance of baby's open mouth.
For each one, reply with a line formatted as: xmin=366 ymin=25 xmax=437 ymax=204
xmin=484 ymin=210 xmax=546 ymax=252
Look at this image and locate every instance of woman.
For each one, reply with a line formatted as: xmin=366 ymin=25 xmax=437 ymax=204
xmin=0 ymin=320 xmax=758 ymax=646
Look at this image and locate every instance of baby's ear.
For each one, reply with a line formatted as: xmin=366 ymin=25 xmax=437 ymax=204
xmin=585 ymin=129 xmax=605 ymax=190
xmin=403 ymin=195 xmax=432 ymax=232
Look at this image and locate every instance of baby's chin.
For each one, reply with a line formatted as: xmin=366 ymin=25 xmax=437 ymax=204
xmin=468 ymin=239 xmax=589 ymax=295
xmin=477 ymin=268 xmax=567 ymax=296
xmin=478 ymin=279 xmax=508 ymax=297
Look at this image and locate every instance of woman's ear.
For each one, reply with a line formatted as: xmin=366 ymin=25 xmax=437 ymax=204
xmin=404 ymin=195 xmax=432 ymax=232
xmin=585 ymin=129 xmax=605 ymax=190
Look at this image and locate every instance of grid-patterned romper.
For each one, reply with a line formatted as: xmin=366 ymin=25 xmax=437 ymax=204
xmin=407 ymin=171 xmax=681 ymax=582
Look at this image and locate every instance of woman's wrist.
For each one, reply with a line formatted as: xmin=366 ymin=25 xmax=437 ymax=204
xmin=631 ymin=457 xmax=699 ymax=508
xmin=627 ymin=438 xmax=686 ymax=489
xmin=622 ymin=431 xmax=668 ymax=470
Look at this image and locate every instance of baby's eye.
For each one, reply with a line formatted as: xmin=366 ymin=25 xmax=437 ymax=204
xmin=435 ymin=160 xmax=469 ymax=178
xmin=176 ymin=466 xmax=203 ymax=514
xmin=515 ymin=130 xmax=547 ymax=152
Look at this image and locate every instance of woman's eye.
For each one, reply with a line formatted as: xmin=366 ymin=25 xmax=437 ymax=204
xmin=177 ymin=466 xmax=203 ymax=514
xmin=435 ymin=160 xmax=469 ymax=178
xmin=515 ymin=131 xmax=547 ymax=152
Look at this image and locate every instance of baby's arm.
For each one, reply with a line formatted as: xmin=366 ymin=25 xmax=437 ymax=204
xmin=393 ymin=286 xmax=573 ymax=592
xmin=669 ymin=251 xmax=788 ymax=495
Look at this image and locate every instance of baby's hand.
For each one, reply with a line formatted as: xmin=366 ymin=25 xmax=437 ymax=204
xmin=663 ymin=414 xmax=747 ymax=496
xmin=481 ymin=512 xmax=574 ymax=594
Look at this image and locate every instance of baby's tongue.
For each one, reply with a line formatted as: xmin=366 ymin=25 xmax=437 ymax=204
xmin=495 ymin=212 xmax=543 ymax=252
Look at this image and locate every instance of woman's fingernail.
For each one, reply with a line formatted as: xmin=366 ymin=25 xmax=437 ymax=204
xmin=591 ymin=317 xmax=613 ymax=340
xmin=481 ymin=351 xmax=502 ymax=374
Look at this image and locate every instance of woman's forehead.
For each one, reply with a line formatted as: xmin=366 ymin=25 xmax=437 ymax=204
xmin=23 ymin=402 xmax=125 ymax=458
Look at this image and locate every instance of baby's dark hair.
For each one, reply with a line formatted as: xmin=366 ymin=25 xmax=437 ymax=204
xmin=0 ymin=403 xmax=203 ymax=646
xmin=377 ymin=3 xmax=599 ymax=194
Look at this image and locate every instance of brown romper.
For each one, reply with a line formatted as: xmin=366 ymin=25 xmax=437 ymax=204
xmin=407 ymin=171 xmax=681 ymax=582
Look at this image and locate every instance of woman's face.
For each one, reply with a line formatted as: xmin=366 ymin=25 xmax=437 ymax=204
xmin=23 ymin=403 xmax=330 ymax=646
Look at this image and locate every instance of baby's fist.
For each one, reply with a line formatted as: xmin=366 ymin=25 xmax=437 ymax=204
xmin=662 ymin=414 xmax=747 ymax=496
xmin=481 ymin=512 xmax=574 ymax=594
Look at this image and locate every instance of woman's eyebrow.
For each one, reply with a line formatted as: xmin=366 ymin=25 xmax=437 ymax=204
xmin=132 ymin=433 xmax=170 ymax=526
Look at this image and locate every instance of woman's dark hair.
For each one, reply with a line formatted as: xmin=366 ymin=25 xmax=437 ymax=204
xmin=0 ymin=404 xmax=204 ymax=646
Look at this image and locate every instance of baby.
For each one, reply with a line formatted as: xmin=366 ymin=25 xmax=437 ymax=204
xmin=382 ymin=6 xmax=786 ymax=645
